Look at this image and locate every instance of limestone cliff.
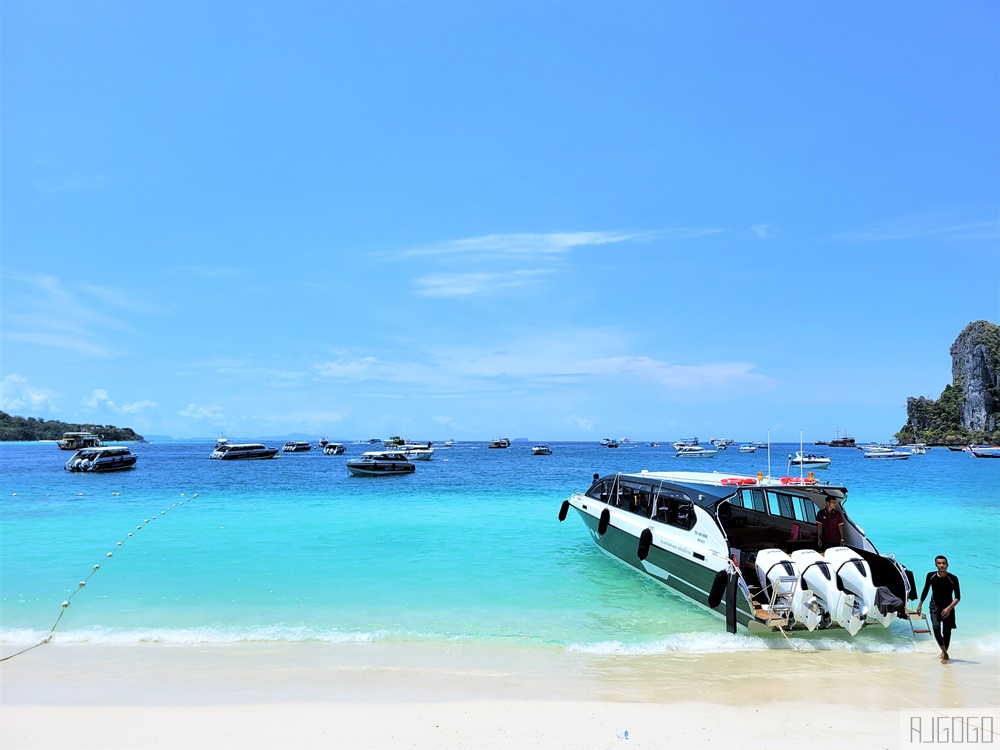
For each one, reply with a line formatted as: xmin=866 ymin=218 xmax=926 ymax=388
xmin=951 ymin=320 xmax=1000 ymax=433
xmin=897 ymin=320 xmax=1000 ymax=444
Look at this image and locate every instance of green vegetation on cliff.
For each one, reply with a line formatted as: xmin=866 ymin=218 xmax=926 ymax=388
xmin=0 ymin=412 xmax=145 ymax=442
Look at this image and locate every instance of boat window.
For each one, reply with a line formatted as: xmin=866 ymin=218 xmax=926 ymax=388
xmin=766 ymin=491 xmax=795 ymax=519
xmin=669 ymin=499 xmax=697 ymax=531
xmin=739 ymin=488 xmax=766 ymax=513
xmin=587 ymin=481 xmax=609 ymax=501
xmin=793 ymin=496 xmax=817 ymax=523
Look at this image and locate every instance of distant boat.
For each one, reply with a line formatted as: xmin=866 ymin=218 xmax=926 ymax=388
xmin=57 ymin=432 xmax=102 ymax=450
xmin=346 ymin=451 xmax=415 ymax=476
xmin=969 ymin=446 xmax=1000 ymax=458
xmin=738 ymin=444 xmax=756 ymax=453
xmin=323 ymin=443 xmax=346 ymax=455
xmin=675 ymin=445 xmax=717 ymax=458
xmin=788 ymin=451 xmax=831 ymax=470
xmin=282 ymin=441 xmax=312 ymax=452
xmin=488 ymin=437 xmax=511 ymax=449
xmin=532 ymin=445 xmax=553 ymax=455
xmin=210 ymin=443 xmax=280 ymax=460
xmin=863 ymin=447 xmax=910 ymax=460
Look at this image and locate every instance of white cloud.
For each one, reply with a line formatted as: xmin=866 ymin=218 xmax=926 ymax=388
xmin=83 ymin=389 xmax=157 ymax=414
xmin=119 ymin=399 xmax=158 ymax=414
xmin=432 ymin=415 xmax=458 ymax=429
xmin=180 ymin=403 xmax=224 ymax=420
xmin=751 ymin=224 xmax=769 ymax=239
xmin=0 ymin=374 xmax=59 ymax=414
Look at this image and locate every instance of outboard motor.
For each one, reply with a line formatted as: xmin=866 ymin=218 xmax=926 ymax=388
xmin=754 ymin=548 xmax=822 ymax=631
xmin=822 ymin=546 xmax=898 ymax=628
xmin=790 ymin=549 xmax=864 ymax=636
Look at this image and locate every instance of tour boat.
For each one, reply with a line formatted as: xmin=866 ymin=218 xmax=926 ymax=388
xmin=488 ymin=437 xmax=511 ymax=449
xmin=57 ymin=432 xmax=102 ymax=450
xmin=395 ymin=445 xmax=434 ymax=460
xmin=282 ymin=441 xmax=312 ymax=452
xmin=209 ymin=443 xmax=280 ymax=460
xmin=739 ymin=444 xmax=756 ymax=453
xmin=532 ymin=445 xmax=553 ymax=455
xmin=323 ymin=443 xmax=346 ymax=455
xmin=64 ymin=446 xmax=137 ymax=473
xmin=345 ymin=451 xmax=415 ymax=476
xmin=558 ymin=470 xmax=914 ymax=635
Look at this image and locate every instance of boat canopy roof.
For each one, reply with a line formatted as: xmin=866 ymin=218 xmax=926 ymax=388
xmin=594 ymin=470 xmax=848 ymax=510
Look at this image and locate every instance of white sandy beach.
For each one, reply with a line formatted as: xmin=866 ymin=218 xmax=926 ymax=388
xmin=2 ymin=641 xmax=997 ymax=749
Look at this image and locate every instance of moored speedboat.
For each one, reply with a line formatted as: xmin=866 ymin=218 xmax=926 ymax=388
xmin=323 ymin=442 xmax=346 ymax=455
xmin=64 ymin=446 xmax=137 ymax=472
xmin=346 ymin=451 xmax=415 ymax=476
xmin=675 ymin=445 xmax=717 ymax=458
xmin=738 ymin=443 xmax=756 ymax=453
xmin=488 ymin=437 xmax=511 ymax=449
xmin=558 ymin=470 xmax=913 ymax=635
xmin=282 ymin=441 xmax=312 ymax=452
xmin=396 ymin=445 xmax=434 ymax=460
xmin=210 ymin=443 xmax=280 ymax=460
xmin=788 ymin=451 xmax=831 ymax=469
xmin=863 ymin=447 xmax=910 ymax=460
xmin=532 ymin=445 xmax=553 ymax=455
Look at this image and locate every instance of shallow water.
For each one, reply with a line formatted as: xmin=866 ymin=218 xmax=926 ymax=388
xmin=2 ymin=440 xmax=997 ymax=654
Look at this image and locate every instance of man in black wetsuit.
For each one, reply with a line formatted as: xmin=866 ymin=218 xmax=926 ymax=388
xmin=916 ymin=555 xmax=961 ymax=664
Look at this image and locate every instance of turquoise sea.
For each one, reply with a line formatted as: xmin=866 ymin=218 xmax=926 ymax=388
xmin=2 ymin=441 xmax=997 ymax=656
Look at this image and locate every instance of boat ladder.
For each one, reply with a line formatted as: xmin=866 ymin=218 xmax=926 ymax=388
xmin=755 ymin=575 xmax=798 ymax=629
xmin=905 ymin=609 xmax=931 ymax=636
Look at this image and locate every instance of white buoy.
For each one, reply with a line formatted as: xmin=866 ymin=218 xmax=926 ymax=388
xmin=62 ymin=601 xmax=69 ymax=608
xmin=106 ymin=552 xmax=113 ymax=558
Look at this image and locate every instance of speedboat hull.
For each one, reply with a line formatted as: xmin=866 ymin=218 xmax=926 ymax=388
xmin=346 ymin=461 xmax=415 ymax=476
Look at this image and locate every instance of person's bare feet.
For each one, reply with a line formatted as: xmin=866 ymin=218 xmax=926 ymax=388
xmin=940 ymin=651 xmax=950 ymax=664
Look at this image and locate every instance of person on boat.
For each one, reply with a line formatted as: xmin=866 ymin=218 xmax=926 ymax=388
xmin=815 ymin=497 xmax=844 ymax=551
xmin=592 ymin=473 xmax=600 ymax=485
xmin=916 ymin=556 xmax=961 ymax=664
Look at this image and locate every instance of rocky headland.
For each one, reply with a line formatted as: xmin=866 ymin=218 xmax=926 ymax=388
xmin=896 ymin=320 xmax=1000 ymax=445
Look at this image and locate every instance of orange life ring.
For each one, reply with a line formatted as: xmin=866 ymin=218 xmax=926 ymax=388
xmin=721 ymin=477 xmax=757 ymax=486
xmin=781 ymin=476 xmax=817 ymax=485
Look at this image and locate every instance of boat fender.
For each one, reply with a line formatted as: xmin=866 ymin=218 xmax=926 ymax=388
xmin=597 ymin=509 xmax=610 ymax=536
xmin=637 ymin=528 xmax=653 ymax=560
xmin=558 ymin=500 xmax=570 ymax=522
xmin=708 ymin=569 xmax=728 ymax=609
xmin=725 ymin=572 xmax=739 ymax=634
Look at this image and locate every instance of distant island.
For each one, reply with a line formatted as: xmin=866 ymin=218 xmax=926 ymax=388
xmin=0 ymin=411 xmax=145 ymax=443
xmin=895 ymin=319 xmax=999 ymax=445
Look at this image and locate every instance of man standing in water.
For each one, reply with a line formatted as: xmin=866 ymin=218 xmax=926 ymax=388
xmin=916 ymin=555 xmax=961 ymax=664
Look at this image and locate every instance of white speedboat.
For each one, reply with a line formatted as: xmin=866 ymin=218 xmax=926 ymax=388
xmin=210 ymin=443 xmax=280 ymax=460
xmin=64 ymin=446 xmax=137 ymax=472
xmin=346 ymin=451 xmax=415 ymax=476
xmin=738 ymin=443 xmax=756 ymax=453
xmin=396 ymin=445 xmax=434 ymax=460
xmin=863 ymin=447 xmax=910 ymax=460
xmin=532 ymin=445 xmax=553 ymax=455
xmin=671 ymin=438 xmax=699 ymax=450
xmin=323 ymin=443 xmax=346 ymax=455
xmin=558 ymin=470 xmax=913 ymax=635
xmin=788 ymin=451 xmax=831 ymax=470
xmin=282 ymin=441 xmax=312 ymax=452
xmin=488 ymin=437 xmax=511 ymax=449
xmin=675 ymin=445 xmax=717 ymax=458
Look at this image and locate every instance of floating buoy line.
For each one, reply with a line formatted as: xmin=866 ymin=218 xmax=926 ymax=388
xmin=0 ymin=492 xmax=201 ymax=663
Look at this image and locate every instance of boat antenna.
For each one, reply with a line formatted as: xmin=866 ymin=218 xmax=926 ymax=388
xmin=767 ymin=429 xmax=771 ymax=479
xmin=799 ymin=429 xmax=804 ymax=479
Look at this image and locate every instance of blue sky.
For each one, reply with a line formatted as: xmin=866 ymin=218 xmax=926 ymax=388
xmin=2 ymin=1 xmax=998 ymax=441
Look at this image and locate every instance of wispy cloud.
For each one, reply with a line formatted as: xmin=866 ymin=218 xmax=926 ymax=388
xmin=1 ymin=272 xmax=150 ymax=357
xmin=413 ymin=269 xmax=552 ymax=298
xmin=751 ymin=224 xmax=770 ymax=239
xmin=837 ymin=217 xmax=999 ymax=243
xmin=398 ymin=230 xmax=662 ymax=259
xmin=313 ymin=328 xmax=770 ymax=398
